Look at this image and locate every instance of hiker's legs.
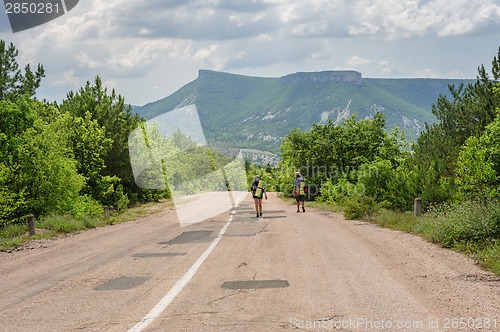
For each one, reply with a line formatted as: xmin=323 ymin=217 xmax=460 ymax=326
xmin=258 ymin=199 xmax=263 ymax=215
xmin=253 ymin=197 xmax=260 ymax=216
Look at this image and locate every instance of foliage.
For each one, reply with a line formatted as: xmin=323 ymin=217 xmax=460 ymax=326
xmin=410 ymin=47 xmax=500 ymax=208
xmin=59 ymin=76 xmax=150 ymax=206
xmin=17 ymin=104 xmax=85 ymax=216
xmin=0 ymin=40 xmax=45 ymax=100
xmin=0 ymin=97 xmax=86 ymax=225
xmin=456 ymin=106 xmax=500 ymax=201
xmin=38 ymin=214 xmax=89 ymax=234
xmin=342 ymin=196 xmax=384 ymax=220
xmin=424 ymin=201 xmax=500 ymax=248
xmin=278 ymin=112 xmax=405 ymax=200
xmin=316 ymin=177 xmax=365 ymax=204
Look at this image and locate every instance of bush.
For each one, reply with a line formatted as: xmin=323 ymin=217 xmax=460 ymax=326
xmin=357 ymin=159 xmax=416 ymax=211
xmin=70 ymin=195 xmax=103 ymax=220
xmin=317 ymin=177 xmax=365 ymax=204
xmin=342 ymin=196 xmax=389 ymax=220
xmin=113 ymin=184 xmax=129 ymax=212
xmin=425 ymin=200 xmax=500 ymax=248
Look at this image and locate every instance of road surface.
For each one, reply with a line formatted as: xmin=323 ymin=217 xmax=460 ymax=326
xmin=0 ymin=193 xmax=498 ymax=331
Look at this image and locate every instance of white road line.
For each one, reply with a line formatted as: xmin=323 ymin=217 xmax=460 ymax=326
xmin=128 ymin=193 xmax=246 ymax=332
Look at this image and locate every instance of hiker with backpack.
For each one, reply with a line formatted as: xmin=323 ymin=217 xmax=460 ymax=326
xmin=251 ymin=175 xmax=267 ymax=218
xmin=293 ymin=172 xmax=306 ymax=212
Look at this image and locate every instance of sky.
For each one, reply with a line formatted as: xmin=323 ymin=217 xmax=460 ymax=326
xmin=1 ymin=0 xmax=500 ymax=106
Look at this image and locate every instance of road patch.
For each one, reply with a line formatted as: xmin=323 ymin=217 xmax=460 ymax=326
xmin=221 ymin=279 xmax=289 ymax=289
xmin=95 ymin=277 xmax=149 ymax=291
xmin=132 ymin=253 xmax=187 ymax=258
xmin=160 ymin=230 xmax=213 ymax=244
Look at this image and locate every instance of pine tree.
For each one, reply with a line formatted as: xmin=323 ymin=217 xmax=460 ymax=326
xmin=0 ymin=40 xmax=44 ymax=100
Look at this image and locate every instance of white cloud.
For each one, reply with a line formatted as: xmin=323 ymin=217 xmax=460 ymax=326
xmin=345 ymin=56 xmax=372 ymax=67
xmin=414 ymin=68 xmax=439 ymax=78
xmin=53 ymin=70 xmax=80 ymax=86
xmin=77 ymin=52 xmax=101 ymax=69
xmin=376 ymin=60 xmax=403 ymax=77
xmin=3 ymin=0 xmax=500 ymax=105
xmin=348 ymin=0 xmax=500 ymax=39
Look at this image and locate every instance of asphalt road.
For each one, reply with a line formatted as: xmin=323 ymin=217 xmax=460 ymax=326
xmin=0 ymin=193 xmax=498 ymax=331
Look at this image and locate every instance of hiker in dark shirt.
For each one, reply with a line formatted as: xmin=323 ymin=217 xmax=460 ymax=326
xmin=250 ymin=175 xmax=267 ymax=218
xmin=293 ymin=172 xmax=306 ymax=212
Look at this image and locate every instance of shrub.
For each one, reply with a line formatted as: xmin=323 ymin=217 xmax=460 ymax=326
xmin=425 ymin=200 xmax=500 ymax=248
xmin=342 ymin=196 xmax=388 ymax=220
xmin=318 ymin=177 xmax=365 ymax=204
xmin=70 ymin=195 xmax=103 ymax=220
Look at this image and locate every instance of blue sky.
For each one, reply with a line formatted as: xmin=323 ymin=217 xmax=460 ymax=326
xmin=1 ymin=0 xmax=500 ymax=106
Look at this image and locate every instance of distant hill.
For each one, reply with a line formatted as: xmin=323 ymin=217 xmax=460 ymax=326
xmin=134 ymin=70 xmax=474 ymax=164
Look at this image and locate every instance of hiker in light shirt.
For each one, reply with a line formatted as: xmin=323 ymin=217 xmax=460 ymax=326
xmin=250 ymin=175 xmax=267 ymax=218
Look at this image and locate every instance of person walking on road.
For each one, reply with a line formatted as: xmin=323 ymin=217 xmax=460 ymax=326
xmin=294 ymin=172 xmax=306 ymax=212
xmin=251 ymin=175 xmax=267 ymax=218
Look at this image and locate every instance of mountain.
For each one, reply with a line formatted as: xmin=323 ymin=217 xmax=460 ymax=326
xmin=134 ymin=70 xmax=474 ymax=164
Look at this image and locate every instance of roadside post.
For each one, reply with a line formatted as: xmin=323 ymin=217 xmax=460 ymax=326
xmin=27 ymin=214 xmax=36 ymax=236
xmin=414 ymin=198 xmax=422 ymax=217
xmin=104 ymin=206 xmax=110 ymax=219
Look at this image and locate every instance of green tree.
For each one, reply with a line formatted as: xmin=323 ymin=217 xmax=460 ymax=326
xmin=278 ymin=112 xmax=405 ymax=195
xmin=0 ymin=40 xmax=44 ymax=100
xmin=59 ymin=77 xmax=144 ymax=205
xmin=456 ymin=85 xmax=500 ymax=201
xmin=410 ymin=47 xmax=500 ymax=206
xmin=0 ymin=97 xmax=85 ymax=225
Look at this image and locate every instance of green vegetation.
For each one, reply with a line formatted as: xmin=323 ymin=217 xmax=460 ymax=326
xmin=276 ymin=47 xmax=500 ymax=275
xmin=0 ymin=40 xmax=172 ymax=232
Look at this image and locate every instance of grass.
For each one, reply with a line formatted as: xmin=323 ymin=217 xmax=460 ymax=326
xmin=0 ymin=223 xmax=27 ymax=249
xmin=0 ymin=199 xmax=174 ymax=251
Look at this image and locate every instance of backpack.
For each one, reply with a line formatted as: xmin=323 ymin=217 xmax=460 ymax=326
xmin=255 ymin=180 xmax=264 ymax=198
